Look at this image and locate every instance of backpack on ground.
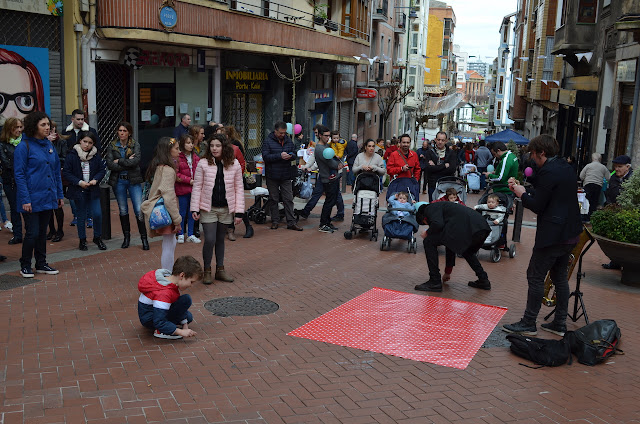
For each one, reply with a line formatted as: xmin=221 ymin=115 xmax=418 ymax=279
xmin=506 ymin=334 xmax=572 ymax=368
xmin=564 ymin=319 xmax=623 ymax=366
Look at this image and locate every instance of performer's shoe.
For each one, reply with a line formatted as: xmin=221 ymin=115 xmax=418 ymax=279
xmin=502 ymin=319 xmax=537 ymax=336
xmin=541 ymin=321 xmax=566 ymax=337
xmin=414 ymin=280 xmax=443 ymax=292
xmin=468 ymin=279 xmax=491 ymax=290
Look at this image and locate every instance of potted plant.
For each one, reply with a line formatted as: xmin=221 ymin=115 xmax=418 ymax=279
xmin=313 ymin=3 xmax=327 ymax=25
xmin=324 ymin=20 xmax=339 ymax=31
xmin=589 ymin=171 xmax=640 ymax=286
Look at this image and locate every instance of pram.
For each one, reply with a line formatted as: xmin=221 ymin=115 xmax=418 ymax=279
xmin=431 ymin=176 xmax=467 ymax=203
xmin=247 ymin=168 xmax=305 ymax=224
xmin=460 ymin=164 xmax=481 ymax=193
xmin=380 ymin=177 xmax=420 ymax=253
xmin=344 ymin=172 xmax=381 ymax=241
xmin=475 ymin=185 xmax=516 ymax=262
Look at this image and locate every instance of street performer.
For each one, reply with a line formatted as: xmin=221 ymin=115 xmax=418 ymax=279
xmin=502 ymin=134 xmax=582 ymax=337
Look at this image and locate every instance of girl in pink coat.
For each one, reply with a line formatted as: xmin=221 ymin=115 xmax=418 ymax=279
xmin=190 ymin=134 xmax=244 ymax=284
xmin=175 ymin=134 xmax=201 ymax=243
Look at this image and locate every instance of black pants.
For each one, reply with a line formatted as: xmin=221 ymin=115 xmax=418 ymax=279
xmin=423 ymin=230 xmax=489 ymax=282
xmin=265 ymin=177 xmax=295 ymax=226
xmin=320 ymin=180 xmax=339 ymax=226
xmin=583 ymin=183 xmax=601 ymax=218
xmin=523 ymin=243 xmax=575 ymax=325
xmin=420 ymin=170 xmax=428 ymax=192
xmin=21 ymin=210 xmax=53 ymax=269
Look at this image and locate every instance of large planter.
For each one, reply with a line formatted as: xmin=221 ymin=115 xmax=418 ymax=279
xmin=588 ymin=228 xmax=640 ymax=287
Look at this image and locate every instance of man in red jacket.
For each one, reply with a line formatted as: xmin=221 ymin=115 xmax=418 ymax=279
xmin=386 ymin=134 xmax=421 ymax=180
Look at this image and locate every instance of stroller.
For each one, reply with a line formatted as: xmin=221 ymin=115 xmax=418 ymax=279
xmin=431 ymin=176 xmax=467 ymax=203
xmin=380 ymin=177 xmax=420 ymax=253
xmin=344 ymin=172 xmax=381 ymax=241
xmin=460 ymin=163 xmax=481 ymax=193
xmin=475 ymin=185 xmax=516 ymax=262
xmin=247 ymin=168 xmax=305 ymax=224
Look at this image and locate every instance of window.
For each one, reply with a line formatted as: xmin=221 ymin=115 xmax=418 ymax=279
xmin=410 ymin=33 xmax=418 ymax=55
xmin=409 ymin=66 xmax=416 ymax=75
xmin=544 ymin=37 xmax=555 ymax=71
xmin=503 ymin=27 xmax=508 ymax=44
xmin=497 ymin=102 xmax=502 ymax=120
xmin=499 ymin=76 xmax=504 ymax=94
xmin=556 ymin=0 xmax=567 ymax=28
xmin=408 ymin=76 xmax=416 ymax=89
xmin=441 ymin=59 xmax=447 ymax=70
xmin=342 ymin=0 xmax=369 ymax=39
xmin=380 ymin=35 xmax=384 ymax=58
xmin=577 ymin=0 xmax=597 ymax=24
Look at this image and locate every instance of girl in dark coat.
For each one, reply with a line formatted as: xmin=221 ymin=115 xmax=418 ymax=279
xmin=63 ymin=131 xmax=106 ymax=251
xmin=46 ymin=121 xmax=68 ymax=242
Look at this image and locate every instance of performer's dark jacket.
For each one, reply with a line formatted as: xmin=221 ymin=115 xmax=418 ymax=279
xmin=417 ymin=202 xmax=489 ymax=254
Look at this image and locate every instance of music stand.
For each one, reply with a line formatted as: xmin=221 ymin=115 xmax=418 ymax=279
xmin=544 ymin=230 xmax=595 ymax=324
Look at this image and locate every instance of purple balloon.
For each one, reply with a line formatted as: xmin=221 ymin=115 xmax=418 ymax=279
xmin=524 ymin=167 xmax=533 ymax=177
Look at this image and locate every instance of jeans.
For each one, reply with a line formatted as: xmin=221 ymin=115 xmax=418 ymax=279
xmin=265 ymin=177 xmax=295 ymax=226
xmin=75 ymin=192 xmax=102 ymax=239
xmin=0 ymin=186 xmax=7 ymax=222
xmin=3 ymin=181 xmax=23 ymax=237
xmin=21 ymin=209 xmax=53 ymax=269
xmin=335 ymin=177 xmax=344 ymax=217
xmin=477 ymin=166 xmax=487 ymax=189
xmin=301 ymin=179 xmax=325 ymax=217
xmin=114 ymin=179 xmax=143 ymax=219
xmin=523 ymin=243 xmax=575 ymax=325
xmin=346 ymin=169 xmax=355 ymax=186
xmin=138 ymin=294 xmax=193 ymax=332
xmin=423 ymin=230 xmax=489 ymax=282
xmin=177 ymin=194 xmax=194 ymax=236
xmin=320 ymin=180 xmax=339 ymax=226
xmin=419 ymin=169 xmax=428 ymax=192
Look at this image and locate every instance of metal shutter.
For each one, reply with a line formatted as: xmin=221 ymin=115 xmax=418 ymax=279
xmin=339 ymin=101 xmax=352 ymax=139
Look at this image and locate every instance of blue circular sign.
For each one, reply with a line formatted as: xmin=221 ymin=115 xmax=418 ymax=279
xmin=159 ymin=6 xmax=177 ymax=29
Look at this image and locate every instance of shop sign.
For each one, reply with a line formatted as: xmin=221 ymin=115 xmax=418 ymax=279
xmin=139 ymin=88 xmax=151 ymax=103
xmin=138 ymin=49 xmax=190 ymax=67
xmin=0 ymin=0 xmax=62 ymax=16
xmin=313 ymin=89 xmax=333 ymax=103
xmin=159 ymin=0 xmax=178 ymax=31
xmin=356 ymin=88 xmax=377 ymax=99
xmin=617 ymin=59 xmax=637 ymax=83
xmin=224 ymin=70 xmax=270 ymax=91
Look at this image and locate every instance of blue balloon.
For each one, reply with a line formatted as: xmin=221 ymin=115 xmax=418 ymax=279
xmin=414 ymin=201 xmax=429 ymax=212
xmin=322 ymin=147 xmax=335 ymax=160
xmin=487 ymin=164 xmax=495 ymax=173
xmin=286 ymin=123 xmax=294 ymax=134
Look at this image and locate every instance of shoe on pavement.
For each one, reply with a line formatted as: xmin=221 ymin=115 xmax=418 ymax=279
xmin=414 ymin=280 xmax=443 ymax=292
xmin=79 ymin=239 xmax=88 ymax=251
xmin=541 ymin=321 xmax=567 ymax=337
xmin=8 ymin=237 xmax=22 ymax=245
xmin=287 ymin=224 xmax=304 ymax=231
xmin=270 ymin=222 xmax=279 ymax=230
xmin=70 ymin=217 xmax=77 ymax=226
xmin=318 ymin=224 xmax=334 ymax=233
xmin=468 ymin=279 xmax=491 ymax=290
xmin=36 ymin=264 xmax=59 ymax=275
xmin=187 ymin=235 xmax=201 ymax=243
xmin=86 ymin=218 xmax=93 ymax=228
xmin=4 ymin=220 xmax=12 ymax=230
xmin=502 ymin=319 xmax=537 ymax=336
xmin=329 ymin=223 xmax=339 ymax=231
xmin=331 ymin=215 xmax=344 ymax=222
xmin=0 ymin=255 xmax=6 ymax=262
xmin=153 ymin=329 xmax=182 ymax=339
xmin=602 ymin=261 xmax=621 ymax=270
xmin=294 ymin=209 xmax=308 ymax=220
xmin=177 ymin=235 xmax=185 ymax=244
xmin=93 ymin=237 xmax=107 ymax=250
xmin=20 ymin=267 xmax=35 ymax=278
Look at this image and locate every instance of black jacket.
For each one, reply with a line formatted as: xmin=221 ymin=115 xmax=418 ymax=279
xmin=0 ymin=142 xmax=16 ymax=183
xmin=417 ymin=202 xmax=490 ymax=254
xmin=345 ymin=139 xmax=358 ymax=168
xmin=261 ymin=131 xmax=296 ymax=180
xmin=62 ymin=125 xmax=101 ymax=153
xmin=423 ymin=146 xmax=457 ymax=186
xmin=62 ymin=148 xmax=106 ymax=201
xmin=105 ymin=140 xmax=144 ymax=186
xmin=604 ymin=168 xmax=633 ymax=205
xmin=521 ymin=157 xmax=583 ymax=249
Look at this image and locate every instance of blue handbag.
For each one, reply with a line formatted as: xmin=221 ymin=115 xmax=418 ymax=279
xmin=149 ymin=198 xmax=172 ymax=230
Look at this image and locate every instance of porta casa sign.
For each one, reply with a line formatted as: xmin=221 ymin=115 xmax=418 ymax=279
xmin=224 ymin=70 xmax=269 ymax=91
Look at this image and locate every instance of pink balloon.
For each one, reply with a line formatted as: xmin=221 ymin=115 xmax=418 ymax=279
xmin=294 ymin=124 xmax=302 ymax=135
xmin=524 ymin=167 xmax=533 ymax=177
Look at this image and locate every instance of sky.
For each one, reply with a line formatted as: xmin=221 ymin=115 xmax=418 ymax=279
xmin=444 ymin=0 xmax=518 ymax=62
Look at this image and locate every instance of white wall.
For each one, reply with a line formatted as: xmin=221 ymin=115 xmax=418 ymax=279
xmin=595 ymin=61 xmax=615 ymax=155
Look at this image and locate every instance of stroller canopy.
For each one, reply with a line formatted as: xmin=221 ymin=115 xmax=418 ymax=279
xmin=485 ymin=129 xmax=529 ymax=145
xmin=387 ymin=177 xmax=420 ymax=202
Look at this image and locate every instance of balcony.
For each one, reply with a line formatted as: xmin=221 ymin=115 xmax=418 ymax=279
xmin=552 ymin=2 xmax=596 ymax=54
xmin=372 ymin=0 xmax=389 ymax=21
xmin=395 ymin=12 xmax=406 ymax=33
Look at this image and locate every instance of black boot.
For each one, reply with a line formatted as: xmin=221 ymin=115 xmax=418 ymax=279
xmin=51 ymin=207 xmax=64 ymax=242
xmin=137 ymin=217 xmax=150 ymax=250
xmin=93 ymin=236 xmax=107 ymax=250
xmin=120 ymin=214 xmax=131 ymax=249
xmin=47 ymin=213 xmax=56 ymax=240
xmin=79 ymin=239 xmax=88 ymax=251
xmin=242 ymin=213 xmax=254 ymax=238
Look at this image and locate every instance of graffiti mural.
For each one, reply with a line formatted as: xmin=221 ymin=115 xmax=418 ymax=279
xmin=0 ymin=45 xmax=51 ymax=126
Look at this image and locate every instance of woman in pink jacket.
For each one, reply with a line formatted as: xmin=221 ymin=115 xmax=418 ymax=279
xmin=191 ymin=134 xmax=244 ymax=284
xmin=175 ymin=134 xmax=200 ymax=244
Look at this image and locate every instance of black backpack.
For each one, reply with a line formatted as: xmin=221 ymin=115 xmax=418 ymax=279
xmin=506 ymin=334 xmax=572 ymax=368
xmin=565 ymin=319 xmax=623 ymax=366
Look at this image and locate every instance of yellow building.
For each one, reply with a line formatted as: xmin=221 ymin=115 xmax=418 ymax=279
xmin=424 ymin=15 xmax=444 ymax=86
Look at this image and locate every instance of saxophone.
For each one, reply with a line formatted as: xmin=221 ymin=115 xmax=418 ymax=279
xmin=542 ymin=229 xmax=591 ymax=307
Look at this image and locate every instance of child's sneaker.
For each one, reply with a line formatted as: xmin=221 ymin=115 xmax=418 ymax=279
xmin=86 ymin=218 xmax=93 ymax=228
xmin=177 ymin=235 xmax=185 ymax=244
xmin=3 ymin=221 xmax=11 ymax=230
xmin=318 ymin=224 xmax=334 ymax=233
xmin=154 ymin=329 xmax=182 ymax=339
xmin=187 ymin=235 xmax=201 ymax=243
xmin=70 ymin=217 xmax=77 ymax=226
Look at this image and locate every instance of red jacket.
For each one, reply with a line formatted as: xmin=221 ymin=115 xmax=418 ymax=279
xmin=175 ymin=152 xmax=200 ymax=196
xmin=232 ymin=145 xmax=246 ymax=173
xmin=464 ymin=149 xmax=476 ymax=164
xmin=432 ymin=195 xmax=466 ymax=206
xmin=386 ymin=149 xmax=421 ymax=180
xmin=383 ymin=145 xmax=398 ymax=161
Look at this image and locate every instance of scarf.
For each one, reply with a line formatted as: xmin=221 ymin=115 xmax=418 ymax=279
xmin=435 ymin=146 xmax=446 ymax=159
xmin=8 ymin=135 xmax=22 ymax=146
xmin=73 ymin=144 xmax=98 ymax=162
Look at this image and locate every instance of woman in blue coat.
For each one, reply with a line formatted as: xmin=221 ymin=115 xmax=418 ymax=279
xmin=14 ymin=111 xmax=65 ymax=278
xmin=63 ymin=131 xmax=106 ymax=251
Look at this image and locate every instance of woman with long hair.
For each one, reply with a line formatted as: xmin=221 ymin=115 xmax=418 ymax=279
xmin=352 ymin=139 xmax=386 ymax=177
xmin=0 ymin=117 xmax=25 ymax=244
xmin=46 ymin=120 xmax=68 ymax=242
xmin=175 ymin=134 xmax=200 ymax=244
xmin=190 ymin=134 xmax=244 ymax=284
xmin=106 ymin=121 xmax=148 ymax=250
xmin=188 ymin=125 xmax=205 ymax=157
xmin=141 ymin=137 xmax=182 ymax=271
xmin=223 ymin=126 xmax=253 ymax=239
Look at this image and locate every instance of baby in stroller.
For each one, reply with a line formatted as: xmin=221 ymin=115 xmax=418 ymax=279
xmin=432 ymin=187 xmax=466 ymax=205
xmin=380 ymin=177 xmax=420 ymax=253
xmin=387 ymin=192 xmax=414 ymax=217
xmin=474 ymin=190 xmax=516 ymax=262
xmin=474 ymin=194 xmax=506 ymax=245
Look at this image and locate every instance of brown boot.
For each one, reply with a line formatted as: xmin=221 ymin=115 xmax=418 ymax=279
xmin=226 ymin=227 xmax=236 ymax=241
xmin=215 ymin=266 xmax=234 ymax=282
xmin=202 ymin=267 xmax=213 ymax=285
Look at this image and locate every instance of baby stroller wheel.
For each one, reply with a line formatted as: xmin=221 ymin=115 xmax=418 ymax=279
xmin=344 ymin=231 xmax=353 ymax=240
xmin=490 ymin=248 xmax=501 ymax=263
xmin=509 ymin=244 xmax=517 ymax=258
xmin=254 ymin=211 xmax=267 ymax=224
xmin=380 ymin=236 xmax=389 ymax=251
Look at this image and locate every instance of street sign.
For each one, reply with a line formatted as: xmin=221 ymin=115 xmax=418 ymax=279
xmin=356 ymin=88 xmax=377 ymax=99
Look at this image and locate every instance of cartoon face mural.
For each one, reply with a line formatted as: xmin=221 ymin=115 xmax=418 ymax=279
xmin=0 ymin=46 xmax=50 ymax=127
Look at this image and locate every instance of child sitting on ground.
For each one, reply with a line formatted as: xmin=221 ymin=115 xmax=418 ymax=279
xmin=433 ymin=187 xmax=466 ymax=205
xmin=387 ymin=191 xmax=415 ymax=217
xmin=474 ymin=194 xmax=506 ymax=244
xmin=138 ymin=255 xmax=203 ymax=340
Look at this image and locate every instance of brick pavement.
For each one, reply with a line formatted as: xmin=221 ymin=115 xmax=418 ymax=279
xmin=0 ymin=192 xmax=639 ymax=424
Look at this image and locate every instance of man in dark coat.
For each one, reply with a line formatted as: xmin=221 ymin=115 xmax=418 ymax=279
xmin=261 ymin=121 xmax=303 ymax=231
xmin=62 ymin=109 xmax=101 ymax=152
xmin=423 ymin=131 xmax=457 ymax=201
xmin=415 ymin=202 xmax=491 ymax=292
xmin=503 ymin=135 xmax=583 ymax=337
xmin=345 ymin=134 xmax=359 ymax=186
xmin=416 ymin=140 xmax=430 ymax=194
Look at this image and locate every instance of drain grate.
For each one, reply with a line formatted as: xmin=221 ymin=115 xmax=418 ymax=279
xmin=204 ymin=297 xmax=279 ymax=317
xmin=0 ymin=274 xmax=41 ymax=290
xmin=482 ymin=325 xmax=511 ymax=348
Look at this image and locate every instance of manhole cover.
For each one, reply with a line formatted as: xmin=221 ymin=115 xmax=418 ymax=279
xmin=204 ymin=297 xmax=279 ymax=317
xmin=482 ymin=326 xmax=511 ymax=348
xmin=0 ymin=274 xmax=41 ymax=291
